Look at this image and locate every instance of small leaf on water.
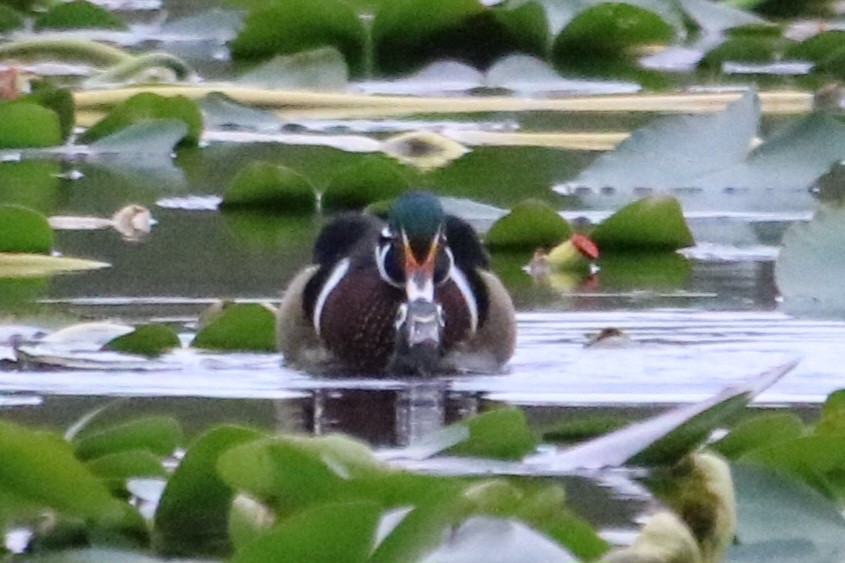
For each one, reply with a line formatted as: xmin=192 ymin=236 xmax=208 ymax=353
xmin=553 ymin=2 xmax=675 ymax=64
xmin=0 ymin=205 xmax=53 ymax=254
xmin=590 ymin=196 xmax=694 ymax=252
xmin=191 ymin=302 xmax=277 ymax=352
xmin=710 ymin=412 xmax=805 ymax=460
xmin=0 ymin=101 xmax=62 ymax=148
xmin=23 ymin=80 xmax=75 ymax=141
xmin=86 ymin=450 xmax=167 ymax=493
xmin=322 ymin=155 xmax=410 ymax=211
xmin=229 ymin=0 xmax=367 ymax=76
xmin=103 ymin=324 xmax=180 ymax=358
xmin=73 ymin=416 xmax=182 ymax=461
xmin=154 ymin=425 xmax=264 ymax=557
xmin=485 ymin=199 xmax=571 ymax=250
xmin=815 ymin=390 xmax=845 ymax=435
xmin=219 ymin=162 xmax=316 ymax=214
xmin=232 ymin=501 xmax=381 ymax=563
xmin=34 ymin=0 xmax=127 ymax=30
xmin=78 ymin=93 xmax=203 ymax=147
xmin=446 ymin=407 xmax=538 ymax=460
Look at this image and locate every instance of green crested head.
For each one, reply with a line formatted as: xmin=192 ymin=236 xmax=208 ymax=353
xmin=388 ymin=191 xmax=445 ymax=244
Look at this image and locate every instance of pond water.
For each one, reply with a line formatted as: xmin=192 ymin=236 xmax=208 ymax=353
xmin=1 ymin=0 xmax=844 ymax=545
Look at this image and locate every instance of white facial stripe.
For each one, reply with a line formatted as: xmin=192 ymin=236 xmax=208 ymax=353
xmin=447 ymin=257 xmax=478 ymax=334
xmin=375 ymin=244 xmax=402 ymax=288
xmin=313 ymin=258 xmax=350 ymax=336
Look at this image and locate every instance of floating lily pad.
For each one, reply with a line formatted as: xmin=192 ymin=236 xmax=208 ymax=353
xmin=199 ymin=93 xmax=282 ymax=133
xmin=238 ymin=47 xmax=348 ymax=90
xmin=86 ymin=450 xmax=167 ymax=490
xmin=154 ymin=425 xmax=264 ymax=557
xmin=372 ymin=0 xmax=544 ymax=76
xmin=34 ymin=0 xmax=127 ymax=30
xmin=485 ymin=199 xmax=571 ymax=250
xmin=0 ymin=420 xmax=128 ymax=520
xmin=785 ymin=30 xmax=845 ymax=64
xmin=229 ymin=0 xmax=367 ymax=76
xmin=590 ymin=196 xmax=694 ymax=251
xmin=711 ymin=413 xmax=806 ymax=460
xmin=0 ymin=101 xmax=62 ymax=148
xmin=232 ymin=501 xmax=381 ymax=563
xmin=191 ymin=302 xmax=276 ymax=352
xmin=103 ymin=324 xmax=181 ymax=358
xmin=552 ymin=2 xmax=675 ymax=66
xmin=698 ymin=35 xmax=790 ymax=71
xmin=73 ymin=416 xmax=182 ymax=461
xmin=220 ymin=162 xmax=317 ymax=214
xmin=0 ymin=4 xmax=24 ymax=32
xmin=815 ymin=390 xmax=845 ymax=436
xmin=89 ymin=120 xmax=189 ymax=155
xmin=0 ymin=205 xmax=53 ymax=254
xmin=446 ymin=407 xmax=538 ymax=460
xmin=77 ymin=93 xmax=203 ymax=147
xmin=23 ymin=81 xmax=75 ymax=142
xmin=322 ymin=156 xmax=410 ymax=211
xmin=776 ymin=204 xmax=845 ymax=318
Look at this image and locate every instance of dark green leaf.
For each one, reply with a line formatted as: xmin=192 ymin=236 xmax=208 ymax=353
xmin=0 ymin=420 xmax=127 ymax=520
xmin=0 ymin=4 xmax=23 ymax=31
xmin=35 ymin=0 xmax=127 ymax=30
xmin=711 ymin=413 xmax=805 ymax=460
xmin=322 ymin=156 xmax=410 ymax=211
xmin=446 ymin=407 xmax=538 ymax=460
xmin=485 ymin=199 xmax=572 ymax=250
xmin=785 ymin=30 xmax=845 ymax=63
xmin=815 ymin=390 xmax=845 ymax=435
xmin=74 ymin=417 xmax=182 ymax=461
xmin=553 ymin=2 xmax=675 ymax=64
xmin=698 ymin=35 xmax=791 ymax=70
xmin=0 ymin=204 xmax=53 ymax=254
xmin=232 ymin=501 xmax=381 ymax=563
xmin=591 ymin=196 xmax=694 ymax=251
xmin=191 ymin=302 xmax=277 ymax=352
xmin=87 ymin=450 xmax=167 ymax=493
xmin=104 ymin=324 xmax=181 ymax=357
xmin=77 ymin=93 xmax=202 ymax=147
xmin=0 ymin=101 xmax=62 ymax=148
xmin=373 ymin=0 xmax=543 ymax=75
xmin=154 ymin=425 xmax=264 ymax=557
xmin=220 ymin=162 xmax=316 ymax=213
xmin=22 ymin=81 xmax=75 ymax=142
xmin=229 ymin=0 xmax=366 ymax=76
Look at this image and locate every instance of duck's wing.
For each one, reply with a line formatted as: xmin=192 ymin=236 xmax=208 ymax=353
xmin=312 ymin=212 xmax=384 ymax=268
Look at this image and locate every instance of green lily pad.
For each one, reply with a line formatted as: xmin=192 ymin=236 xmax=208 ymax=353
xmin=322 ymin=156 xmax=410 ymax=211
xmin=553 ymin=2 xmax=675 ymax=65
xmin=785 ymin=30 xmax=845 ymax=63
xmin=154 ymin=425 xmax=264 ymax=557
xmin=73 ymin=416 xmax=182 ymax=462
xmin=238 ymin=47 xmax=348 ymax=90
xmin=229 ymin=0 xmax=367 ymax=76
xmin=775 ymin=204 xmax=845 ymax=318
xmin=446 ymin=407 xmax=538 ymax=460
xmin=372 ymin=0 xmax=543 ymax=76
xmin=711 ymin=413 xmax=806 ymax=460
xmin=0 ymin=161 xmax=61 ymax=214
xmin=191 ymin=302 xmax=277 ymax=352
xmin=0 ymin=420 xmax=127 ymax=521
xmin=0 ymin=4 xmax=24 ymax=32
xmin=232 ymin=501 xmax=381 ymax=563
xmin=484 ymin=199 xmax=571 ymax=250
xmin=34 ymin=0 xmax=127 ymax=30
xmin=0 ymin=101 xmax=62 ymax=148
xmin=590 ymin=196 xmax=694 ymax=251
xmin=77 ymin=93 xmax=202 ymax=147
xmin=86 ymin=450 xmax=167 ymax=491
xmin=0 ymin=205 xmax=53 ymax=254
xmin=103 ymin=324 xmax=181 ymax=357
xmin=89 ymin=120 xmax=189 ymax=154
xmin=23 ymin=81 xmax=75 ymax=142
xmin=220 ymin=162 xmax=317 ymax=214
xmin=815 ymin=390 xmax=845 ymax=435
xmin=698 ymin=35 xmax=791 ymax=70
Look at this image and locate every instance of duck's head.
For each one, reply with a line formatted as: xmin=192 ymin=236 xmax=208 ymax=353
xmin=380 ymin=191 xmax=452 ymax=373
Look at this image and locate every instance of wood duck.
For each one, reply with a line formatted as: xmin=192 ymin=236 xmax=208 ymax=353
xmin=277 ymin=191 xmax=516 ymax=376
